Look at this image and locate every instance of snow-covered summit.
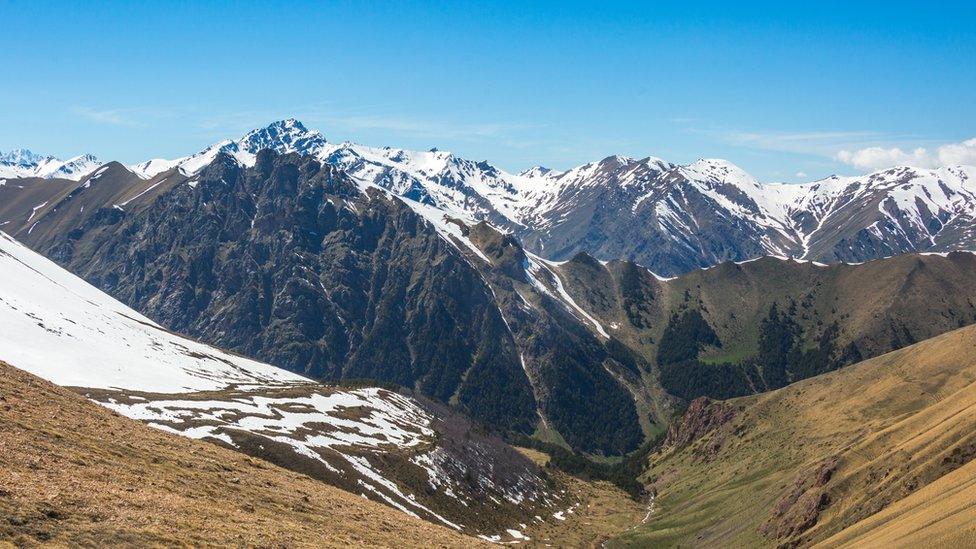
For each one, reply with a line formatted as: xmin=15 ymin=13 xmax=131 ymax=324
xmin=130 ymin=119 xmax=329 ymax=178
xmin=0 ymin=148 xmax=102 ymax=180
xmin=0 ymin=148 xmax=49 ymax=167
xmin=121 ymin=119 xmax=976 ymax=271
xmin=238 ymin=118 xmax=327 ymax=155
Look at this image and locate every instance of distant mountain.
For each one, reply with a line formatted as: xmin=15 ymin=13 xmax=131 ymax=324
xmin=0 ymin=148 xmax=101 ymax=180
xmin=0 ymin=231 xmax=564 ymax=541
xmin=121 ymin=120 xmax=976 ymax=275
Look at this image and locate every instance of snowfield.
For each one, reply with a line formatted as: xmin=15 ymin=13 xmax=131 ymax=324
xmin=0 ymin=149 xmax=102 ymax=180
xmin=0 ymin=231 xmax=304 ymax=392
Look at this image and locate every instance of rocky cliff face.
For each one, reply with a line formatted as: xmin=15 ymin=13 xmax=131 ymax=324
xmin=661 ymin=397 xmax=737 ymax=455
xmin=42 ymin=151 xmax=535 ymax=437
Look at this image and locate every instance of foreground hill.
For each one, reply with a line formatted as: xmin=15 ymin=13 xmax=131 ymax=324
xmin=613 ymin=323 xmax=976 ymax=547
xmin=0 ymin=361 xmax=481 ymax=548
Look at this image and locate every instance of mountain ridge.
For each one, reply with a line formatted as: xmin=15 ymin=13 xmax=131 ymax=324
xmin=121 ymin=120 xmax=976 ymax=275
xmin=0 ymin=229 xmax=565 ymax=541
xmin=6 ymin=119 xmax=976 ymax=275
xmin=0 ymin=148 xmax=101 ymax=180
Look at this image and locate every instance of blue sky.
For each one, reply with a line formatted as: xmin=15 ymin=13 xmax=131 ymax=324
xmin=2 ymin=1 xmax=975 ymax=181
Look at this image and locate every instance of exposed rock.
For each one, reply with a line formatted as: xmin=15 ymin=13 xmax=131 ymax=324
xmin=661 ymin=397 xmax=737 ymax=453
xmin=759 ymin=455 xmax=840 ymax=543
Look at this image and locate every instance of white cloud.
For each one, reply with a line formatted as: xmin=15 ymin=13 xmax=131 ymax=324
xmin=704 ymin=129 xmax=883 ymax=157
xmin=795 ymin=171 xmax=808 ymax=178
xmin=938 ymin=138 xmax=976 ymax=166
xmin=835 ymin=138 xmax=976 ymax=171
xmin=72 ymin=106 xmax=141 ymax=126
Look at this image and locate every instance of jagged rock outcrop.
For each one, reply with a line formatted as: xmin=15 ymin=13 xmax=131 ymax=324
xmin=759 ymin=456 xmax=840 ymax=543
xmin=661 ymin=397 xmax=737 ymax=454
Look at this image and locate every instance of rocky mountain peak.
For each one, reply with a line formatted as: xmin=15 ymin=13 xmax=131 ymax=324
xmin=518 ymin=166 xmax=553 ymax=178
xmin=237 ymin=118 xmax=327 ymax=156
xmin=0 ymin=149 xmax=101 ymax=180
xmin=1 ymin=148 xmax=53 ymax=167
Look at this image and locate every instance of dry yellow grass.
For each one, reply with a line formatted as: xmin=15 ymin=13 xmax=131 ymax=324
xmin=816 ymin=457 xmax=976 ymax=548
xmin=0 ymin=361 xmax=486 ymax=548
xmin=616 ymin=323 xmax=976 ymax=547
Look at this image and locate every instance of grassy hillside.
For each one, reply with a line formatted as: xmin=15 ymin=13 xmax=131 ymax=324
xmin=815 ymin=458 xmax=976 ymax=548
xmin=610 ymin=322 xmax=976 ymax=547
xmin=557 ymin=252 xmax=976 ymax=402
xmin=0 ymin=361 xmax=483 ymax=548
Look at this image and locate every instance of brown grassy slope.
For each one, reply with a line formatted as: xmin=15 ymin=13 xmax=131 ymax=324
xmin=611 ymin=323 xmax=976 ymax=547
xmin=0 ymin=361 xmax=484 ymax=548
xmin=815 ymin=457 xmax=976 ymax=548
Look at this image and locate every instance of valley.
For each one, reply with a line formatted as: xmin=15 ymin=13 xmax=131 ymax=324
xmin=2 ymin=120 xmax=976 ymax=547
xmin=6 ymin=4 xmax=975 ymax=546
xmin=614 ymin=323 xmax=976 ymax=547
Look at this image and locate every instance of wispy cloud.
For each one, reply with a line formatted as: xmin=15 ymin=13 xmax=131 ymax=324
xmin=71 ymin=106 xmax=185 ymax=128
xmin=72 ymin=106 xmax=142 ymax=127
xmin=702 ymin=128 xmax=888 ymax=158
xmin=835 ymin=138 xmax=976 ymax=170
xmin=683 ymin=125 xmax=976 ymax=173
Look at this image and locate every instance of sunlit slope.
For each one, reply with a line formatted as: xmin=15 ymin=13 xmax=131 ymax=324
xmin=614 ymin=323 xmax=976 ymax=547
xmin=0 ymin=361 xmax=482 ymax=548
xmin=816 ymin=457 xmax=976 ymax=548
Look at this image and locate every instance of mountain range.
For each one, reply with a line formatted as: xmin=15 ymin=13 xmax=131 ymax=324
xmin=5 ymin=119 xmax=976 ymax=546
xmin=8 ymin=119 xmax=975 ymax=276
xmin=0 ymin=148 xmax=101 ymax=180
xmin=4 ymin=126 xmax=976 ymax=462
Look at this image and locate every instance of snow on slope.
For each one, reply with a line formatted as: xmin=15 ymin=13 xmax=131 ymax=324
xmin=0 ymin=231 xmax=304 ymax=391
xmin=0 ymin=149 xmax=102 ymax=180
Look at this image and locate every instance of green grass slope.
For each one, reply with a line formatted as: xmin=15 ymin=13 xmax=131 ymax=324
xmin=610 ymin=322 xmax=976 ymax=547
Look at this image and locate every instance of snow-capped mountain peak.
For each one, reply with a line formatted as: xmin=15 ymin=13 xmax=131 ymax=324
xmin=0 ymin=149 xmax=101 ymax=180
xmin=0 ymin=148 xmax=51 ymax=167
xmin=130 ymin=119 xmax=329 ymax=179
xmin=681 ymin=158 xmax=759 ymax=187
xmin=237 ymin=118 xmax=327 ymax=155
xmin=518 ymin=166 xmax=554 ymax=178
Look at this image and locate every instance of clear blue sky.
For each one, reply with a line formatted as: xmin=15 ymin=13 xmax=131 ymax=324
xmin=2 ymin=1 xmax=974 ymax=181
